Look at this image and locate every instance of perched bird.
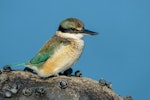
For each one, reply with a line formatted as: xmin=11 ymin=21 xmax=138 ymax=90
xmin=9 ymin=18 xmax=98 ymax=77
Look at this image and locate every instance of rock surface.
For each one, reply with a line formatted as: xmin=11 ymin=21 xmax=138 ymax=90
xmin=0 ymin=70 xmax=123 ymax=100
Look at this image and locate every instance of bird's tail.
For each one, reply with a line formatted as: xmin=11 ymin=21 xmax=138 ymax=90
xmin=8 ymin=62 xmax=27 ymax=67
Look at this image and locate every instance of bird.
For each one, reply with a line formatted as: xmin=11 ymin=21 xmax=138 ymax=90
xmin=8 ymin=18 xmax=98 ymax=77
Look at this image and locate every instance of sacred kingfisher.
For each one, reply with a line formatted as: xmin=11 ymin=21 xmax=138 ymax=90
xmin=9 ymin=18 xmax=98 ymax=77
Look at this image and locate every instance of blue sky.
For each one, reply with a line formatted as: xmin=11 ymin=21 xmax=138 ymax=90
xmin=0 ymin=0 xmax=150 ymax=99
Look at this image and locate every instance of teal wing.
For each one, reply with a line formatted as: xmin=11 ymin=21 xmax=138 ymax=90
xmin=29 ymin=35 xmax=70 ymax=65
xmin=29 ymin=48 xmax=54 ymax=64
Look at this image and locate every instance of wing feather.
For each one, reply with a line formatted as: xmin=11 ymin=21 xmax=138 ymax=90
xmin=29 ymin=35 xmax=70 ymax=64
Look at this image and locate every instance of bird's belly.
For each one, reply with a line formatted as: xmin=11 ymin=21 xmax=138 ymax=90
xmin=38 ymin=43 xmax=83 ymax=77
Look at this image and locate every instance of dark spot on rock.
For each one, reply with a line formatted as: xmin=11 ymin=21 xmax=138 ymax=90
xmin=3 ymin=65 xmax=12 ymax=72
xmin=22 ymin=88 xmax=33 ymax=96
xmin=59 ymin=81 xmax=68 ymax=89
xmin=74 ymin=70 xmax=82 ymax=77
xmin=11 ymin=83 xmax=18 ymax=89
xmin=35 ymin=87 xmax=45 ymax=96
xmin=99 ymin=78 xmax=106 ymax=86
xmin=106 ymin=82 xmax=112 ymax=89
xmin=10 ymin=83 xmax=19 ymax=94
xmin=99 ymin=78 xmax=112 ymax=89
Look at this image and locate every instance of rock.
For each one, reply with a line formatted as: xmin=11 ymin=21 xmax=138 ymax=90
xmin=0 ymin=70 xmax=123 ymax=100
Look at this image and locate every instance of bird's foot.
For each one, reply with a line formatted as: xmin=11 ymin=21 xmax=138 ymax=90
xmin=63 ymin=68 xmax=73 ymax=76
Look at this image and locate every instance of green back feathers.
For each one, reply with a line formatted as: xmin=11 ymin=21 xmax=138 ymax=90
xmin=29 ymin=35 xmax=70 ymax=67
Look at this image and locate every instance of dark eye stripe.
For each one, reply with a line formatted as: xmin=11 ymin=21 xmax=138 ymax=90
xmin=58 ymin=26 xmax=80 ymax=33
xmin=71 ymin=28 xmax=77 ymax=31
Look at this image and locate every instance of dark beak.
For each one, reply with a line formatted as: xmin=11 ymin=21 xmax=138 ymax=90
xmin=80 ymin=29 xmax=98 ymax=35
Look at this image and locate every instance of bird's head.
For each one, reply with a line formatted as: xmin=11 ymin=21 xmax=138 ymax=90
xmin=57 ymin=18 xmax=98 ymax=39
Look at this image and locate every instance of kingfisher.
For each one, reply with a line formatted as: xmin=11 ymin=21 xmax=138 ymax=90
xmin=9 ymin=18 xmax=98 ymax=77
